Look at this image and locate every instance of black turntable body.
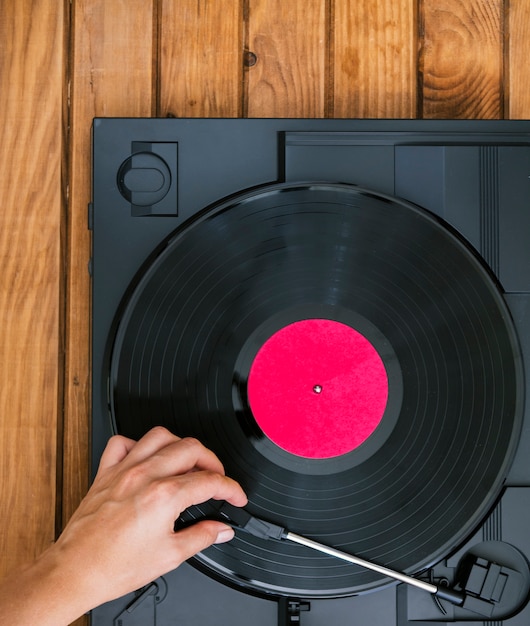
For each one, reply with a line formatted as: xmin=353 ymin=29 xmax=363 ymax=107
xmin=90 ymin=119 xmax=530 ymax=625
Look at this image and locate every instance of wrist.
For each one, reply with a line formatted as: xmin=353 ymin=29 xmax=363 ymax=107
xmin=0 ymin=544 xmax=92 ymax=626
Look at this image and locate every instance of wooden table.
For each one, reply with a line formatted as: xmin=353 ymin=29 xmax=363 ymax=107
xmin=1 ymin=1 xmax=529 ymax=623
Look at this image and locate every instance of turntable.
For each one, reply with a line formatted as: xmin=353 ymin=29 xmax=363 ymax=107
xmin=90 ymin=119 xmax=530 ymax=625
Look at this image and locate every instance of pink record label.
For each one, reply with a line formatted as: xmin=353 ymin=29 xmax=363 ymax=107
xmin=248 ymin=318 xmax=389 ymax=458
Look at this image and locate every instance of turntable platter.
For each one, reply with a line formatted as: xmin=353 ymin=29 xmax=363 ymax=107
xmin=109 ymin=182 xmax=523 ymax=598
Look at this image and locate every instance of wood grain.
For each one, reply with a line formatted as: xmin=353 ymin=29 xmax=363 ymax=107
xmin=333 ymin=0 xmax=417 ymax=118
xmin=507 ymin=0 xmax=530 ymax=118
xmin=65 ymin=3 xmax=156 ymax=623
xmin=160 ymin=0 xmax=243 ymax=117
xmin=420 ymin=0 xmax=503 ymax=118
xmin=65 ymin=0 xmax=156 ymax=517
xmin=246 ymin=0 xmax=327 ymax=117
xmin=0 ymin=0 xmax=65 ymax=577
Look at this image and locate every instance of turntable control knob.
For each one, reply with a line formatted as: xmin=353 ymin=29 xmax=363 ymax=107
xmin=117 ymin=152 xmax=171 ymax=207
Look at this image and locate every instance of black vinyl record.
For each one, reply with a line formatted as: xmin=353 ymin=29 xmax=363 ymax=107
xmin=109 ymin=183 xmax=523 ymax=599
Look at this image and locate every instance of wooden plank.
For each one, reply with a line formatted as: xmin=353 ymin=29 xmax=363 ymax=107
xmin=420 ymin=0 xmax=503 ymax=119
xmin=333 ymin=0 xmax=417 ymax=118
xmin=67 ymin=4 xmax=156 ymax=623
xmin=159 ymin=0 xmax=242 ymax=117
xmin=507 ymin=0 xmax=530 ymax=118
xmin=64 ymin=0 xmax=156 ymax=532
xmin=246 ymin=0 xmax=327 ymax=118
xmin=0 ymin=0 xmax=65 ymax=577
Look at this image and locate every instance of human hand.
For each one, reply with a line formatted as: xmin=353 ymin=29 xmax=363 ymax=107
xmin=59 ymin=427 xmax=247 ymax=607
xmin=1 ymin=427 xmax=247 ymax=625
xmin=19 ymin=427 xmax=247 ymax=624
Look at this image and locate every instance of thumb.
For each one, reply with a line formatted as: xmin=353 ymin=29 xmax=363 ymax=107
xmin=172 ymin=521 xmax=235 ymax=561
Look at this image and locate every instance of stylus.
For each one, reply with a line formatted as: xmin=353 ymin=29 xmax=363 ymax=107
xmin=215 ymin=501 xmax=465 ymax=607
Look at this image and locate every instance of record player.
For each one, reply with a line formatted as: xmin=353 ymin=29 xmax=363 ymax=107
xmin=90 ymin=118 xmax=530 ymax=625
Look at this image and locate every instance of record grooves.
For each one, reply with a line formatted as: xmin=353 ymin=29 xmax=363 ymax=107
xmin=109 ymin=182 xmax=523 ymax=599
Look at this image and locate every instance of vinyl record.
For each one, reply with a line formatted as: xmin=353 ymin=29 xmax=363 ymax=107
xmin=109 ymin=182 xmax=523 ymax=598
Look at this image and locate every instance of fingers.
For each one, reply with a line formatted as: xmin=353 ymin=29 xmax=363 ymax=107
xmin=145 ymin=436 xmax=228 ymax=478
xmin=172 ymin=521 xmax=235 ymax=564
xmin=117 ymin=426 xmax=181 ymax=466
xmin=59 ymin=426 xmax=248 ymax=608
xmin=166 ymin=469 xmax=248 ymax=512
xmin=99 ymin=427 xmax=224 ymax=475
xmin=98 ymin=426 xmax=248 ymax=512
xmin=115 ymin=427 xmax=225 ymax=475
xmin=111 ymin=427 xmax=229 ymax=483
xmin=97 ymin=434 xmax=136 ymax=473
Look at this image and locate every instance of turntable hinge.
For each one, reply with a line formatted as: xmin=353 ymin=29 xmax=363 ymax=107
xmin=114 ymin=582 xmax=160 ymax=626
xmin=278 ymin=598 xmax=311 ymax=625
